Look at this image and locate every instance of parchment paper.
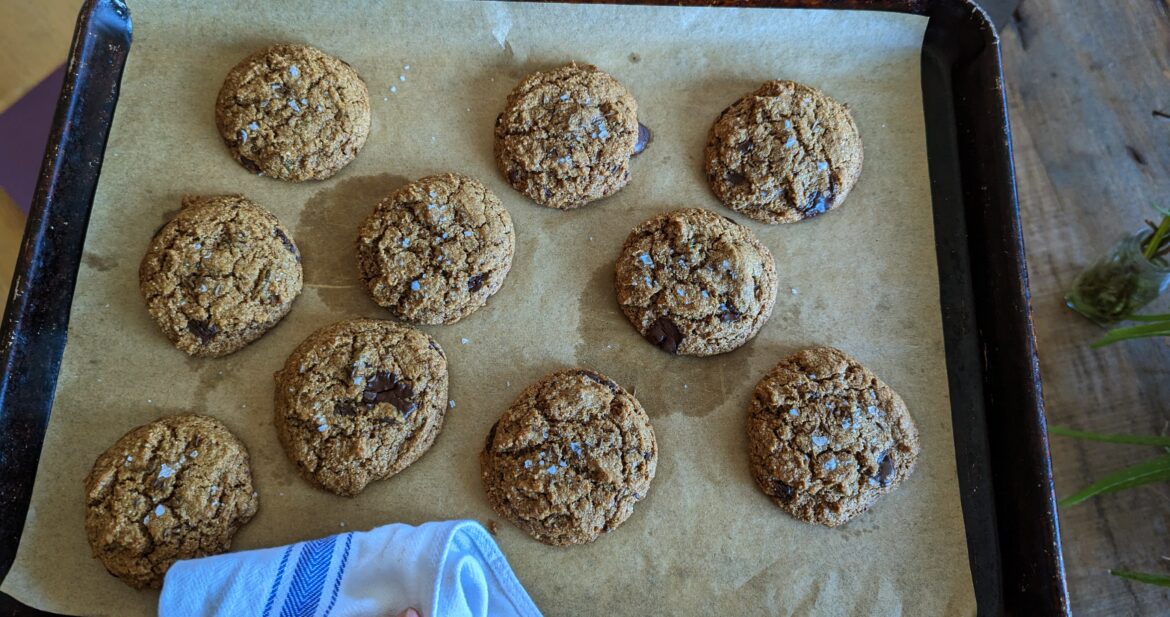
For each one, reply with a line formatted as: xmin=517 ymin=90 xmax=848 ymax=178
xmin=2 ymin=1 xmax=975 ymax=614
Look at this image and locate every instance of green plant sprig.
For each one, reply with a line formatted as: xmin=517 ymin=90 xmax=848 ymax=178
xmin=1110 ymin=569 xmax=1170 ymax=588
xmin=1142 ymin=215 xmax=1170 ymax=261
xmin=1092 ymin=313 xmax=1170 ymax=347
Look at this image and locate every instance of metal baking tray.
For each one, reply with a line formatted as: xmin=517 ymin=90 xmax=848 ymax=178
xmin=0 ymin=0 xmax=1069 ymax=614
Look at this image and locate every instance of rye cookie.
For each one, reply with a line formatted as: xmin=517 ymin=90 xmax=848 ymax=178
xmin=494 ymin=62 xmax=650 ymax=209
xmin=615 ymin=208 xmax=777 ymax=356
xmin=747 ymin=347 xmax=920 ymax=527
xmin=274 ymin=319 xmax=449 ymax=497
xmin=84 ymin=414 xmax=258 ymax=589
xmin=215 ymin=43 xmax=371 ymax=181
xmin=357 ymin=174 xmax=515 ymax=324
xmin=705 ymin=80 xmax=862 ymax=224
xmin=139 ymin=194 xmax=303 ymax=358
xmin=480 ymin=369 xmax=657 ymax=546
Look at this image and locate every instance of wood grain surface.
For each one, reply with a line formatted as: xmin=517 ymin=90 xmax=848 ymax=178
xmin=1003 ymin=0 xmax=1170 ymax=614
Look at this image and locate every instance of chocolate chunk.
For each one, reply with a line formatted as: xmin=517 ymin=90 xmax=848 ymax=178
xmin=719 ymin=306 xmax=742 ymax=322
xmin=633 ymin=123 xmax=653 ymax=156
xmin=187 ymin=319 xmax=218 ymax=343
xmin=273 ymin=227 xmax=299 ymax=262
xmin=646 ymin=316 xmax=682 ymax=354
xmin=877 ymin=451 xmax=895 ymax=487
xmin=507 ymin=169 xmax=521 ymax=185
xmin=362 ymin=371 xmax=417 ymax=415
xmin=335 ymin=400 xmax=357 ymax=416
xmin=800 ymin=191 xmax=830 ymax=217
xmin=467 ymin=274 xmax=485 ymax=292
xmin=771 ymin=480 xmax=795 ymax=502
xmin=237 ymin=155 xmax=261 ymax=175
xmin=726 ymin=171 xmax=747 ymax=186
xmin=577 ymin=369 xmax=618 ymax=392
xmin=721 ymin=214 xmax=740 ymax=226
xmin=737 ymin=139 xmax=753 ymax=154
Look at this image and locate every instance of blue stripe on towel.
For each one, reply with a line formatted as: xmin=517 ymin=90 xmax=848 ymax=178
xmin=321 ymin=533 xmax=354 ymax=617
xmin=261 ymin=545 xmax=294 ymax=617
xmin=279 ymin=535 xmax=337 ymax=617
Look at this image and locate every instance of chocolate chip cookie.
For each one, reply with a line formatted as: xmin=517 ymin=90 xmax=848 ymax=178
xmin=480 ymin=369 xmax=657 ymax=546
xmin=494 ymin=62 xmax=650 ymax=209
xmin=747 ymin=347 xmax=920 ymax=527
xmin=705 ymin=80 xmax=863 ymax=224
xmin=615 ymin=208 xmax=777 ymax=356
xmin=139 ymin=194 xmax=303 ymax=358
xmin=215 ymin=43 xmax=371 ymax=181
xmin=356 ymin=174 xmax=515 ymax=324
xmin=85 ymin=414 xmax=258 ymax=589
xmin=274 ymin=319 xmax=449 ymax=497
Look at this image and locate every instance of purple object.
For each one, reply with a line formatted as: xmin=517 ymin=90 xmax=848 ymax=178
xmin=0 ymin=65 xmax=66 ymax=215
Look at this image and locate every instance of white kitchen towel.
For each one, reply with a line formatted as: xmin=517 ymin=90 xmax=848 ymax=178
xmin=158 ymin=520 xmax=542 ymax=617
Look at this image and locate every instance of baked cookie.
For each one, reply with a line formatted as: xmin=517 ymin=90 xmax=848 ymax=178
xmin=747 ymin=347 xmax=920 ymax=527
xmin=615 ymin=208 xmax=777 ymax=356
xmin=84 ymin=414 xmax=258 ymax=589
xmin=357 ymin=174 xmax=515 ymax=324
xmin=480 ymin=369 xmax=657 ymax=546
xmin=215 ymin=43 xmax=371 ymax=181
xmin=705 ymin=80 xmax=862 ymax=224
xmin=274 ymin=319 xmax=449 ymax=497
xmin=494 ymin=62 xmax=650 ymax=209
xmin=139 ymin=194 xmax=303 ymax=358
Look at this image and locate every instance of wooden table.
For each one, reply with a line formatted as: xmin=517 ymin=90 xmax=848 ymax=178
xmin=0 ymin=0 xmax=1167 ymax=615
xmin=1003 ymin=0 xmax=1170 ymax=614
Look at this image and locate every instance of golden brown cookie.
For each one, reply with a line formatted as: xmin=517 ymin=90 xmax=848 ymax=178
xmin=274 ymin=319 xmax=449 ymax=497
xmin=615 ymin=208 xmax=777 ymax=356
xmin=215 ymin=44 xmax=371 ymax=181
xmin=494 ymin=63 xmax=650 ymax=209
xmin=705 ymin=80 xmax=862 ymax=224
xmin=139 ymin=194 xmax=303 ymax=358
xmin=480 ymin=368 xmax=657 ymax=546
xmin=84 ymin=414 xmax=258 ymax=589
xmin=356 ymin=174 xmax=515 ymax=324
xmin=747 ymin=347 xmax=920 ymax=527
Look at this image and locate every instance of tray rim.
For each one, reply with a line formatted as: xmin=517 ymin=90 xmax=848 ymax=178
xmin=0 ymin=0 xmax=1068 ymax=615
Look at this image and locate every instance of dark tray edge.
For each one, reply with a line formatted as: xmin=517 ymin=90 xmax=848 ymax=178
xmin=0 ymin=0 xmax=1068 ymax=615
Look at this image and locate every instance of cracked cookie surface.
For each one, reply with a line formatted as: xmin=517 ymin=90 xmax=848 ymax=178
xmin=139 ymin=194 xmax=303 ymax=358
xmin=705 ymin=80 xmax=862 ymax=224
xmin=356 ymin=174 xmax=515 ymax=324
xmin=274 ymin=319 xmax=448 ymax=497
xmin=747 ymin=347 xmax=920 ymax=527
xmin=615 ymin=208 xmax=777 ymax=356
xmin=215 ymin=43 xmax=370 ymax=181
xmin=494 ymin=63 xmax=643 ymax=209
xmin=84 ymin=414 xmax=258 ymax=589
xmin=480 ymin=369 xmax=657 ymax=546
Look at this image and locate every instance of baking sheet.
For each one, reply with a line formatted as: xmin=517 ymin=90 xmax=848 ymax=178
xmin=1 ymin=1 xmax=974 ymax=614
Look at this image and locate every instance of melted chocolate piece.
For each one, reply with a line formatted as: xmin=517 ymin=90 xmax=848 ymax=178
xmin=877 ymin=451 xmax=895 ymax=487
xmin=273 ymin=227 xmax=299 ymax=262
xmin=577 ymin=369 xmax=618 ymax=393
xmin=737 ymin=139 xmax=753 ymax=154
xmin=771 ymin=479 xmax=795 ymax=502
xmin=646 ymin=316 xmax=682 ymax=354
xmin=362 ymin=371 xmax=417 ymax=415
xmin=507 ymin=169 xmax=521 ymax=185
xmin=334 ymin=401 xmax=357 ymax=416
xmin=800 ymin=191 xmax=831 ymax=217
xmin=188 ymin=319 xmax=218 ymax=343
xmin=726 ymin=171 xmax=747 ymax=186
xmin=633 ymin=123 xmax=653 ymax=156
xmin=719 ymin=306 xmax=742 ymax=323
xmin=467 ymin=274 xmax=485 ymax=292
xmin=721 ymin=214 xmax=740 ymax=226
xmin=237 ymin=155 xmax=261 ymax=175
